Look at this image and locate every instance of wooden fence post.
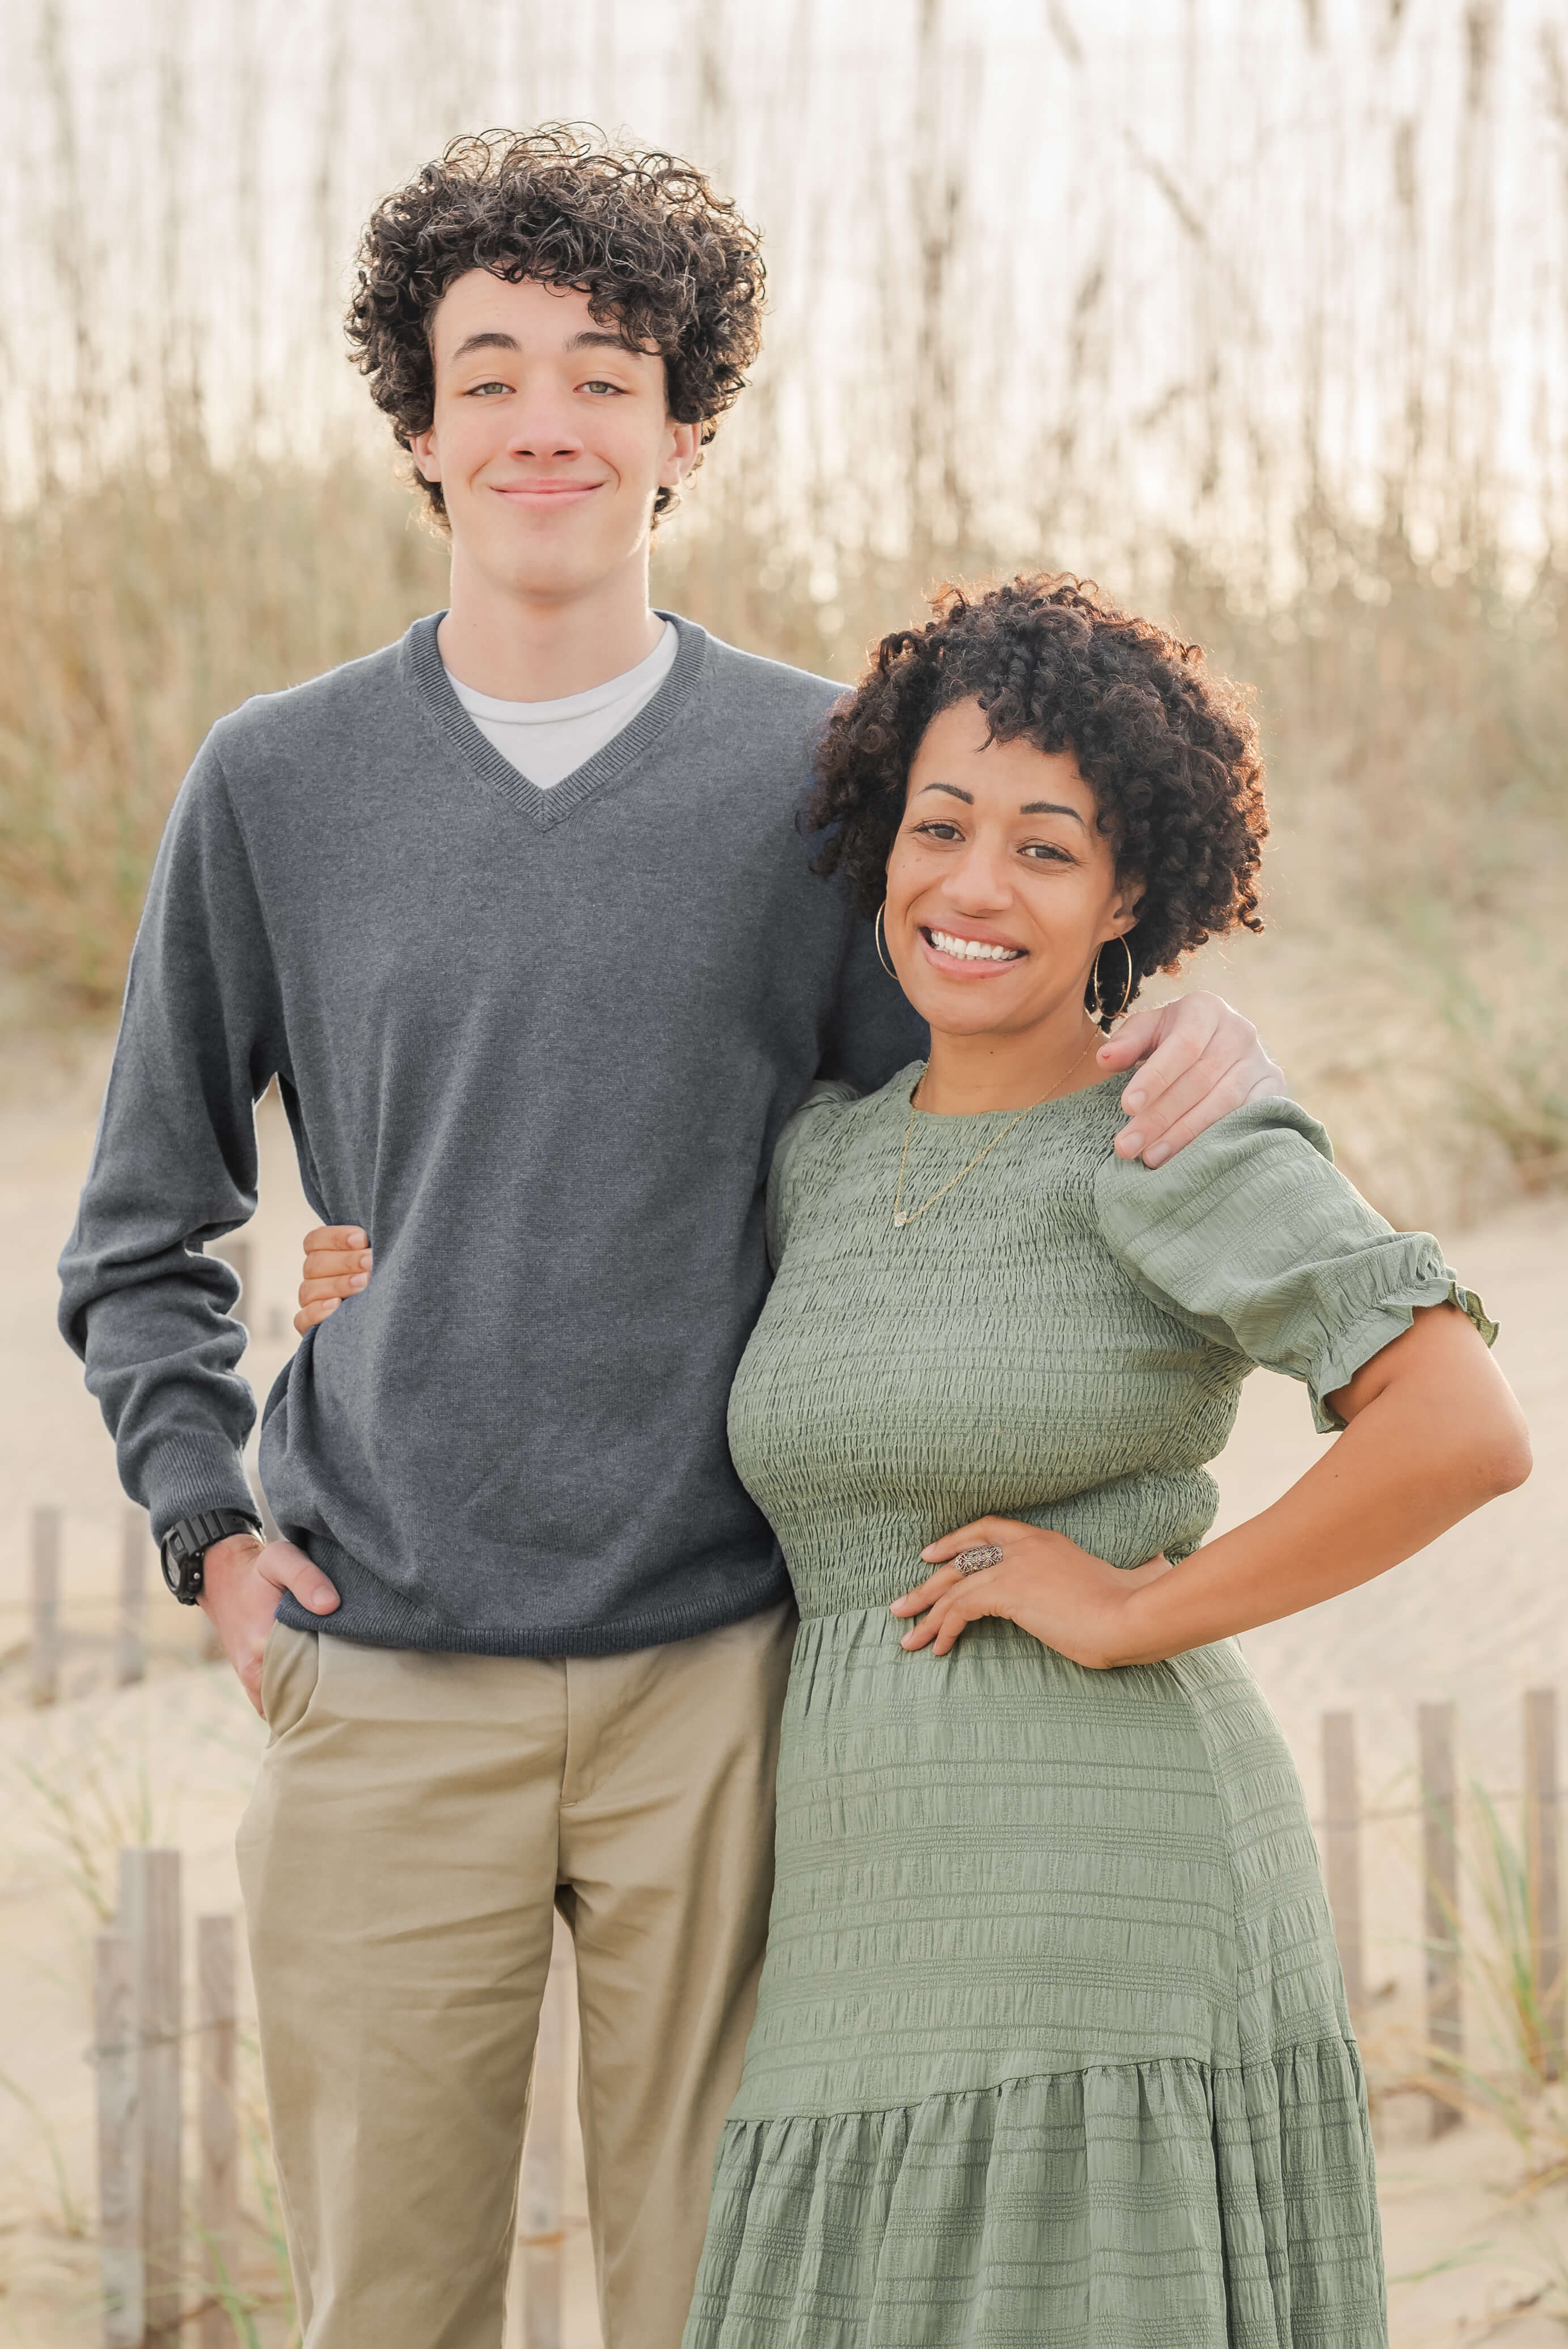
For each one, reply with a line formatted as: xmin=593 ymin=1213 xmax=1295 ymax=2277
xmin=197 ymin=1916 xmax=238 ymax=2348
xmin=31 ymin=1503 xmax=62 ymax=1706
xmin=517 ymin=1923 xmax=571 ymax=2349
xmin=95 ymin=1930 xmax=143 ymax=2349
xmin=1419 ymin=1701 xmax=1462 ymax=2133
xmin=121 ymin=1849 xmax=184 ymax=2346
xmin=117 ymin=1510 xmax=147 ymax=1688
xmin=1321 ymin=1710 xmax=1364 ymax=2012
xmin=1525 ymin=1687 xmax=1563 ymax=2080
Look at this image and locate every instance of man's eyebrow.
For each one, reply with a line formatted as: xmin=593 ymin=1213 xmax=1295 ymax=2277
xmin=450 ymin=331 xmax=521 ymax=361
xmin=447 ymin=328 xmax=645 ymax=362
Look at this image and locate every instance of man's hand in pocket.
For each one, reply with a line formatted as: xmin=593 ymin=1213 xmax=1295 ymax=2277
xmin=200 ymin=1534 xmax=340 ymax=1715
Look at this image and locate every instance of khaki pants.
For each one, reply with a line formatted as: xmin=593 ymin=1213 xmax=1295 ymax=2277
xmin=235 ymin=1601 xmax=796 ymax=2349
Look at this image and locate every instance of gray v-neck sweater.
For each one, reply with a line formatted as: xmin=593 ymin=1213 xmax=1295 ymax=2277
xmin=58 ymin=614 xmax=925 ymax=1654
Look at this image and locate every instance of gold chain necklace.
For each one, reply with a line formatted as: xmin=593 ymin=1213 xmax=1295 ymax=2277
xmin=890 ymin=1028 xmax=1099 ymax=1229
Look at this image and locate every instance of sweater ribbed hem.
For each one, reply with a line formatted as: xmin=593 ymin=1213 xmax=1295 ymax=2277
xmin=274 ymin=1532 xmax=793 ymax=1658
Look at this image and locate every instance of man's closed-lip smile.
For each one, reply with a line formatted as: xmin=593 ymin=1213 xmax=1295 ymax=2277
xmin=491 ymin=477 xmax=602 ymax=502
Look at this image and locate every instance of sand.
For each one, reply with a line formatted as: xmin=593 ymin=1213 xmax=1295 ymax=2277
xmin=3 ymin=1033 xmax=1565 ymax=2345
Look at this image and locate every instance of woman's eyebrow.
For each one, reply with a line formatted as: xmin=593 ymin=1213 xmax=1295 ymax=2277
xmin=913 ymin=781 xmax=1085 ymax=826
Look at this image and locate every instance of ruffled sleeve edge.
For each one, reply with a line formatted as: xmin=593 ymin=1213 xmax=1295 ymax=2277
xmin=1309 ymin=1274 xmax=1498 ymax=1434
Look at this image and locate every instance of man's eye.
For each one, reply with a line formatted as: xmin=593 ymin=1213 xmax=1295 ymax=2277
xmin=583 ymin=379 xmax=624 ymax=396
xmin=467 ymin=381 xmax=510 ymax=397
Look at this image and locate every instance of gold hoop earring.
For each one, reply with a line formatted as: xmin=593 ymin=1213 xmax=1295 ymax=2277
xmin=1115 ymin=933 xmax=1135 ymax=1016
xmin=1090 ymin=935 xmax=1136 ymax=1025
xmin=874 ymin=902 xmax=898 ymax=981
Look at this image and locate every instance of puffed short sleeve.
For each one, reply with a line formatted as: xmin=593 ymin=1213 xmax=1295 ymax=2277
xmin=766 ymin=1080 xmax=862 ymax=1268
xmin=1093 ymin=1099 xmax=1496 ymax=1431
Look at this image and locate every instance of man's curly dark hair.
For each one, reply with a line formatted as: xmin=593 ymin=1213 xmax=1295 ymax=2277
xmin=809 ymin=576 xmax=1268 ymax=1024
xmin=345 ymin=126 xmax=765 ymax=526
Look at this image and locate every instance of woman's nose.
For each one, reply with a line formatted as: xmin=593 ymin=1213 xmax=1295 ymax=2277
xmin=941 ymin=847 xmax=1012 ymax=907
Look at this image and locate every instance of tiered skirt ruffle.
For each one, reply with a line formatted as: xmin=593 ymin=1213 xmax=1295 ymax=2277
xmin=687 ymin=2040 xmax=1385 ymax=2348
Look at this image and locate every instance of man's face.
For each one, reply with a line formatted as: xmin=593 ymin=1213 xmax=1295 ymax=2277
xmin=409 ymin=273 xmax=698 ymax=603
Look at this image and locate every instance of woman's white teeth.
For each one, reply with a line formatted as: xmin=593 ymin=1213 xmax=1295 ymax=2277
xmin=930 ymin=929 xmax=1022 ymax=962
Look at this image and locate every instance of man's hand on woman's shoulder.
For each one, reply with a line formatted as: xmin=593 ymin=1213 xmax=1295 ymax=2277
xmin=1096 ymin=994 xmax=1283 ymax=1166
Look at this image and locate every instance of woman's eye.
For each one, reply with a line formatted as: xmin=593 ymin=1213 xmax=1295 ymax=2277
xmin=914 ymin=821 xmax=963 ymax=842
xmin=1021 ymin=842 xmax=1072 ymax=863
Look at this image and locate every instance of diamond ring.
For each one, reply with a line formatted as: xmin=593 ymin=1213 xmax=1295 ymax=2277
xmin=953 ymin=1543 xmax=1003 ymax=1577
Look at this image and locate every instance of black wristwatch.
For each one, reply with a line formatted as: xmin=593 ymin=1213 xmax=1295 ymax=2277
xmin=159 ymin=1507 xmax=264 ymax=1604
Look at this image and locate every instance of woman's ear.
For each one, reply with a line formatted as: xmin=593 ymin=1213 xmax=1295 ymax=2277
xmin=1107 ymin=878 xmax=1143 ymax=939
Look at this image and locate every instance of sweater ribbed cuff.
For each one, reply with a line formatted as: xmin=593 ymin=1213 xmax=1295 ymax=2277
xmin=141 ymin=1436 xmax=261 ymax=1550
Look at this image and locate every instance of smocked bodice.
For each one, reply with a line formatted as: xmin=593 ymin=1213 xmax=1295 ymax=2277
xmin=726 ymin=1068 xmax=1487 ymax=1623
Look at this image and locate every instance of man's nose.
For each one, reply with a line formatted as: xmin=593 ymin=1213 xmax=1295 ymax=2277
xmin=508 ymin=381 xmax=584 ymax=457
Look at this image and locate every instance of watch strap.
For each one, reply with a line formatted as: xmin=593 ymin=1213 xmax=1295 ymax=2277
xmin=160 ymin=1507 xmax=263 ymax=1604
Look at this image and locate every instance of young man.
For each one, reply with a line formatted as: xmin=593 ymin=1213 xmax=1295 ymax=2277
xmin=60 ymin=130 xmax=1284 ymax=2349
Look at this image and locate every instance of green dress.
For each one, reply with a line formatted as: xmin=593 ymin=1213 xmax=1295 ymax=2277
xmin=684 ymin=1068 xmax=1495 ymax=2349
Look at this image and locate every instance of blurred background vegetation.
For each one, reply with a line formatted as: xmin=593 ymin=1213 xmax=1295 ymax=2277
xmin=1 ymin=12 xmax=1565 ymax=2337
xmin=1 ymin=0 xmax=1565 ymax=1230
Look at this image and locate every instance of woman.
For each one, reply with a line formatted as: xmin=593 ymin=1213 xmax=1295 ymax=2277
xmin=300 ymin=577 xmax=1528 ymax=2344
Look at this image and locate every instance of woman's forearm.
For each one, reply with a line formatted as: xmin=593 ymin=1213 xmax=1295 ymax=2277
xmin=1106 ymin=1306 xmax=1531 ymax=1667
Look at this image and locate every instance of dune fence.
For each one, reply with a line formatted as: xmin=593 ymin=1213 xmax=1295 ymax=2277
xmin=91 ymin=1852 xmax=233 ymax=2348
xmin=8 ymin=1503 xmax=230 ymax=1705
xmin=1321 ymin=1689 xmax=1565 ymax=2133
xmin=87 ymin=1847 xmax=576 ymax=2349
xmin=20 ymin=1507 xmax=163 ymax=1705
xmin=18 ymin=1456 xmax=1561 ymax=2337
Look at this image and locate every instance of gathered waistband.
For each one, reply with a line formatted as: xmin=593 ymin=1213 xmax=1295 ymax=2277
xmin=784 ymin=1468 xmax=1222 ymax=1623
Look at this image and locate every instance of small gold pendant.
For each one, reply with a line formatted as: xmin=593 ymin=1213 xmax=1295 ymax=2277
xmin=893 ymin=1210 xmax=910 ymax=1227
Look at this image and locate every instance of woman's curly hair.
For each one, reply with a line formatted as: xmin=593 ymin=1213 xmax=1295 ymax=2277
xmin=345 ymin=126 xmax=765 ymax=526
xmin=809 ymin=576 xmax=1268 ymax=1024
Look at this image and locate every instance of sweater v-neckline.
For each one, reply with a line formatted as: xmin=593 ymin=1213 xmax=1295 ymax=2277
xmin=400 ymin=609 xmax=709 ymax=829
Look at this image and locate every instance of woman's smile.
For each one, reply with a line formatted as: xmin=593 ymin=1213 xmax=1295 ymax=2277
xmin=919 ymin=923 xmax=1028 ymax=973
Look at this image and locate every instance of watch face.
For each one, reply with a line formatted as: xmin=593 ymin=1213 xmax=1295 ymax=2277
xmin=160 ymin=1543 xmax=193 ymax=1595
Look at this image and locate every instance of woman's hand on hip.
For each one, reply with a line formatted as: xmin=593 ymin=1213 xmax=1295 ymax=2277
xmin=891 ymin=1518 xmax=1174 ymax=1668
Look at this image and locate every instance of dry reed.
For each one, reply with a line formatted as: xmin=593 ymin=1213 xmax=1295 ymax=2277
xmin=0 ymin=20 xmax=1563 ymax=2334
xmin=0 ymin=0 xmax=1563 ymax=1236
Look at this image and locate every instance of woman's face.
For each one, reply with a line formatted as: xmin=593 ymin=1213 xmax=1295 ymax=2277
xmin=882 ymin=698 xmax=1140 ymax=1043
